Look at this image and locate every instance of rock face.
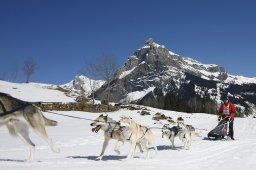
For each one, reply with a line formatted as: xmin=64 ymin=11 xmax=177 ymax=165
xmin=95 ymin=38 xmax=256 ymax=116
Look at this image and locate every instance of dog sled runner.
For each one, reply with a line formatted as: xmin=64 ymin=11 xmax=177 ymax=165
xmin=207 ymin=119 xmax=230 ymax=140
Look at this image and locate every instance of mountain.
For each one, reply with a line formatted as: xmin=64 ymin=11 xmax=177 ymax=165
xmin=95 ymin=38 xmax=256 ymax=116
xmin=1 ymin=72 xmax=256 ymax=169
xmin=61 ymin=75 xmax=105 ymax=97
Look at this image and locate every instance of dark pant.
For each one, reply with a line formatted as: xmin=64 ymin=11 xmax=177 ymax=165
xmin=229 ymin=120 xmax=234 ymax=138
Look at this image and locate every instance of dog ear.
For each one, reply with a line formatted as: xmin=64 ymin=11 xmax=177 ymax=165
xmin=177 ymin=117 xmax=184 ymax=121
xmin=103 ymin=116 xmax=108 ymax=121
xmin=99 ymin=114 xmax=103 ymax=117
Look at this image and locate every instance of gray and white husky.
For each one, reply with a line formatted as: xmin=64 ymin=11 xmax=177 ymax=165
xmin=0 ymin=92 xmax=60 ymax=162
xmin=177 ymin=117 xmax=195 ymax=150
xmin=90 ymin=114 xmax=144 ymax=161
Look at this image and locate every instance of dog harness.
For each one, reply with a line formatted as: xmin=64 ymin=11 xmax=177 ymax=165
xmin=126 ymin=126 xmax=149 ymax=141
xmin=168 ymin=126 xmax=179 ymax=139
xmin=106 ymin=122 xmax=118 ymax=138
xmin=0 ymin=100 xmax=31 ymax=117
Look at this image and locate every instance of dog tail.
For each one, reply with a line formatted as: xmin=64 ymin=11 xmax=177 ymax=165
xmin=6 ymin=119 xmax=17 ymax=136
xmin=43 ymin=114 xmax=58 ymax=126
xmin=191 ymin=129 xmax=201 ymax=139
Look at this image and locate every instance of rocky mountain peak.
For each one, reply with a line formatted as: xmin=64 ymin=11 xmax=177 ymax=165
xmin=95 ymin=39 xmax=256 ymax=116
xmin=145 ymin=38 xmax=155 ymax=46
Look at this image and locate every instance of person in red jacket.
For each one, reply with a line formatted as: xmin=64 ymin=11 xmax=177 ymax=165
xmin=218 ymin=96 xmax=236 ymax=140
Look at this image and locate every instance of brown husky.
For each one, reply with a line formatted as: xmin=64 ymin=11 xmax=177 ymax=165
xmin=90 ymin=114 xmax=144 ymax=160
xmin=0 ymin=92 xmax=60 ymax=162
xmin=119 ymin=116 xmax=157 ymax=160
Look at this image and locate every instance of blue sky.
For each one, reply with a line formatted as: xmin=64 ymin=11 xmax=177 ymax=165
xmin=0 ymin=0 xmax=255 ymax=84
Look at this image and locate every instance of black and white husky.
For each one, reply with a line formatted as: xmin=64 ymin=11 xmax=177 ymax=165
xmin=0 ymin=92 xmax=60 ymax=162
xmin=161 ymin=124 xmax=179 ymax=149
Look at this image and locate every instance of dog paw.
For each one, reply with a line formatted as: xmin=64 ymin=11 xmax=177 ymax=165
xmin=53 ymin=147 xmax=60 ymax=153
xmin=25 ymin=159 xmax=33 ymax=163
xmin=95 ymin=157 xmax=102 ymax=161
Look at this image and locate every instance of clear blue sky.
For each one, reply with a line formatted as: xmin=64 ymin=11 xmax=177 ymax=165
xmin=0 ymin=0 xmax=255 ymax=84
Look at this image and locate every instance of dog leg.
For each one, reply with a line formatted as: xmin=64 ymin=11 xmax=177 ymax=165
xmin=187 ymin=134 xmax=192 ymax=150
xmin=145 ymin=146 xmax=150 ymax=159
xmin=148 ymin=142 xmax=158 ymax=159
xmin=184 ymin=135 xmax=190 ymax=150
xmin=126 ymin=142 xmax=136 ymax=160
xmin=96 ymin=139 xmax=109 ymax=161
xmin=170 ymin=135 xmax=175 ymax=149
xmin=185 ymin=138 xmax=188 ymax=149
xmin=137 ymin=140 xmax=146 ymax=153
xmin=13 ymin=121 xmax=35 ymax=162
xmin=114 ymin=140 xmax=123 ymax=155
xmin=138 ymin=140 xmax=148 ymax=158
xmin=33 ymin=124 xmax=60 ymax=153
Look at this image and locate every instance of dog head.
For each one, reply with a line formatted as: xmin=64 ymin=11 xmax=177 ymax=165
xmin=90 ymin=114 xmax=108 ymax=133
xmin=177 ymin=117 xmax=186 ymax=131
xmin=119 ymin=116 xmax=133 ymax=131
xmin=161 ymin=124 xmax=170 ymax=138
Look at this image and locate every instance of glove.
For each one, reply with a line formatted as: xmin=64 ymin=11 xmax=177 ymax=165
xmin=223 ymin=116 xmax=230 ymax=121
xmin=230 ymin=116 xmax=234 ymax=121
xmin=218 ymin=116 xmax=221 ymax=121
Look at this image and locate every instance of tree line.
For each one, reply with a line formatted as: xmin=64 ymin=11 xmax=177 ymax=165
xmin=0 ymin=57 xmax=36 ymax=83
xmin=139 ymin=92 xmax=218 ymax=115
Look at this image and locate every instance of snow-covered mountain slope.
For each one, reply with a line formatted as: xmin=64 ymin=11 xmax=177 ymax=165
xmin=0 ymin=80 xmax=75 ymax=103
xmin=61 ymin=75 xmax=105 ymax=97
xmin=95 ymin=39 xmax=256 ymax=116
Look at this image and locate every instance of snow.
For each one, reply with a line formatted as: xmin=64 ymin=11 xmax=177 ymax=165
xmin=0 ymin=80 xmax=75 ymax=103
xmin=61 ymin=75 xmax=105 ymax=97
xmin=139 ymin=41 xmax=177 ymax=56
xmin=225 ymin=74 xmax=256 ymax=85
xmin=183 ymin=57 xmax=256 ymax=84
xmin=1 ymin=80 xmax=256 ymax=170
xmin=122 ymin=87 xmax=155 ymax=102
xmin=119 ymin=67 xmax=136 ymax=79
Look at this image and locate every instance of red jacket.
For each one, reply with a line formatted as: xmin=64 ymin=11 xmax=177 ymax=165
xmin=218 ymin=102 xmax=236 ymax=120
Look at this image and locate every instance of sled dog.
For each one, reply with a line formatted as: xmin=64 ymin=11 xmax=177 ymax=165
xmin=177 ymin=117 xmax=195 ymax=150
xmin=0 ymin=92 xmax=60 ymax=162
xmin=161 ymin=124 xmax=179 ymax=149
xmin=90 ymin=114 xmax=144 ymax=160
xmin=119 ymin=116 xmax=157 ymax=160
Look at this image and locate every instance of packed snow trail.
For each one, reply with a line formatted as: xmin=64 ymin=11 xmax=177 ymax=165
xmin=1 ymin=110 xmax=256 ymax=170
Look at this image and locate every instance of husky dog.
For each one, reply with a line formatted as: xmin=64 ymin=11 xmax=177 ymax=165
xmin=119 ymin=116 xmax=157 ymax=160
xmin=0 ymin=92 xmax=60 ymax=162
xmin=177 ymin=117 xmax=195 ymax=150
xmin=90 ymin=114 xmax=144 ymax=161
xmin=161 ymin=124 xmax=179 ymax=149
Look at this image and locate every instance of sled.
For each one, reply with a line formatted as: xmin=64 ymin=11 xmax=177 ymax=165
xmin=207 ymin=119 xmax=230 ymax=140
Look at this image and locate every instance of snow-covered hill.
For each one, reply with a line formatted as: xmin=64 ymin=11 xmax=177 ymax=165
xmin=0 ymin=75 xmax=105 ymax=103
xmin=1 ymin=79 xmax=256 ymax=170
xmin=0 ymin=80 xmax=75 ymax=103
